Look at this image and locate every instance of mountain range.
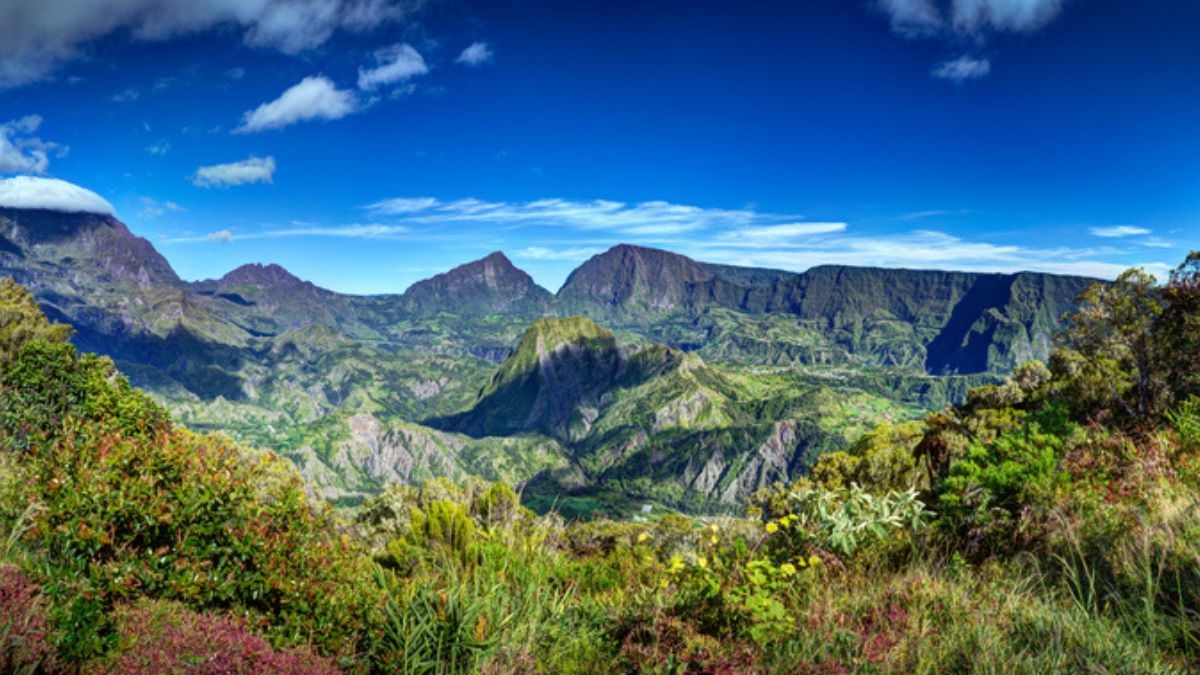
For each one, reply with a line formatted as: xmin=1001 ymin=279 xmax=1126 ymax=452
xmin=0 ymin=205 xmax=1096 ymax=513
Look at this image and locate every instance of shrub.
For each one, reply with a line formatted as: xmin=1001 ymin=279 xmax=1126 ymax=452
xmin=0 ymin=278 xmax=71 ymax=359
xmin=109 ymin=598 xmax=340 ymax=674
xmin=0 ymin=565 xmax=60 ymax=673
xmin=0 ymin=339 xmax=168 ymax=453
xmin=20 ymin=425 xmax=379 ymax=661
xmin=762 ymin=484 xmax=931 ymax=560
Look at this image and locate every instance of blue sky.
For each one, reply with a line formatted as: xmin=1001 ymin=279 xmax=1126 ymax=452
xmin=0 ymin=0 xmax=1196 ymax=294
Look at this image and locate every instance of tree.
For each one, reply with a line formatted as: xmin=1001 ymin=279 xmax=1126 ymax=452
xmin=1157 ymin=251 xmax=1200 ymax=403
xmin=0 ymin=277 xmax=70 ymax=359
xmin=1055 ymin=268 xmax=1163 ymax=422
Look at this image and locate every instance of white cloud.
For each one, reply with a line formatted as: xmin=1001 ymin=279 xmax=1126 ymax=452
xmin=375 ymin=194 xmax=1180 ymax=281
xmin=145 ymin=140 xmax=170 ymax=155
xmin=111 ymin=87 xmax=140 ymax=103
xmin=357 ymin=43 xmax=428 ymax=91
xmin=174 ymin=222 xmax=407 ymax=243
xmin=680 ymin=227 xmax=1184 ymax=282
xmin=1140 ymin=237 xmax=1173 ymax=249
xmin=714 ymin=222 xmax=848 ymax=247
xmin=367 ymin=196 xmax=439 ymax=213
xmin=1090 ymin=225 xmax=1151 ymax=238
xmin=455 ymin=41 xmax=494 ymax=67
xmin=876 ymin=0 xmax=1066 ymax=82
xmin=138 ymin=196 xmax=184 ymax=219
xmin=0 ymin=0 xmax=421 ymax=90
xmin=515 ymin=246 xmax=602 ymax=261
xmin=878 ymin=0 xmax=1065 ymax=38
xmin=951 ymin=0 xmax=1064 ymax=35
xmin=363 ymin=196 xmax=812 ymax=236
xmin=898 ymin=209 xmax=968 ymax=221
xmin=877 ymin=0 xmax=943 ymax=37
xmin=235 ymin=76 xmax=358 ymax=133
xmin=192 ymin=155 xmax=276 ymax=188
xmin=0 ymin=176 xmax=115 ymax=215
xmin=0 ymin=115 xmax=59 ymax=174
xmin=931 ymin=56 xmax=991 ymax=83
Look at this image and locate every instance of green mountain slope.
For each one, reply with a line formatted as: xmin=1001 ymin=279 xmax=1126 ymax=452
xmin=434 ymin=317 xmax=944 ymax=511
xmin=559 ymin=244 xmax=1095 ymax=374
xmin=0 ymin=207 xmax=1094 ymax=509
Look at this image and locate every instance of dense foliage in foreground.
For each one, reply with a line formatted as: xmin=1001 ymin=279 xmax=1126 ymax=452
xmin=1 ymin=254 xmax=1199 ymax=672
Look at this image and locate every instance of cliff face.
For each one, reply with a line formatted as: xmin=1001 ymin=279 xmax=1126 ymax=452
xmin=558 ymin=245 xmax=1094 ymax=374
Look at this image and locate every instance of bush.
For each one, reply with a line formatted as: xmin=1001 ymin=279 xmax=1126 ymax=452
xmin=761 ymin=483 xmax=931 ymax=561
xmin=109 ymin=598 xmax=340 ymax=674
xmin=0 ymin=565 xmax=60 ymax=673
xmin=21 ymin=426 xmax=379 ymax=660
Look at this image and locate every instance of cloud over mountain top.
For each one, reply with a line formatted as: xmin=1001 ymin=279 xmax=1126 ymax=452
xmin=0 ymin=175 xmax=115 ymax=215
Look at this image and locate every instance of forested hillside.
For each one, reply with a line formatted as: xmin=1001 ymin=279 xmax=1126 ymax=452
xmin=0 ymin=206 xmax=1093 ymax=510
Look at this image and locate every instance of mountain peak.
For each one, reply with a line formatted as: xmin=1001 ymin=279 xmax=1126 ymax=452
xmin=556 ymin=244 xmax=718 ymax=312
xmin=480 ymin=250 xmax=512 ymax=265
xmin=218 ymin=262 xmax=310 ymax=289
xmin=0 ymin=206 xmax=179 ymax=287
xmin=401 ymin=251 xmax=552 ymax=317
xmin=435 ymin=315 xmax=625 ymax=441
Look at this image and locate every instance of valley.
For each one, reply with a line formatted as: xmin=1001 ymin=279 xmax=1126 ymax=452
xmin=0 ymin=205 xmax=1094 ymax=513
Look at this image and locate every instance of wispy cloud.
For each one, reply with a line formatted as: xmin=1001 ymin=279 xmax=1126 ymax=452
xmin=145 ymin=140 xmax=170 ymax=155
xmin=0 ymin=0 xmax=418 ymax=90
xmin=688 ymin=229 xmax=1169 ymax=280
xmin=875 ymin=0 xmax=1068 ymax=82
xmin=192 ymin=155 xmax=276 ymax=188
xmin=877 ymin=0 xmax=1066 ymax=38
xmin=137 ymin=195 xmax=183 ymax=219
xmin=171 ymin=191 xmax=1176 ymax=282
xmin=368 ymin=197 xmax=440 ymax=213
xmin=1090 ymin=225 xmax=1151 ymax=238
xmin=364 ymin=196 xmax=814 ymax=236
xmin=515 ymin=246 xmax=602 ymax=262
xmin=898 ymin=209 xmax=968 ymax=221
xmin=172 ymin=222 xmax=408 ymax=243
xmin=138 ymin=196 xmax=184 ymax=219
xmin=234 ymin=76 xmax=358 ymax=133
xmin=456 ymin=42 xmax=494 ymax=67
xmin=357 ymin=43 xmax=428 ymax=91
xmin=713 ymin=222 xmax=848 ymax=248
xmin=111 ymin=87 xmax=140 ymax=103
xmin=1140 ymin=237 xmax=1174 ymax=249
xmin=931 ymin=56 xmax=991 ymax=84
xmin=0 ymin=114 xmax=64 ymax=174
xmin=361 ymin=195 xmax=1176 ymax=281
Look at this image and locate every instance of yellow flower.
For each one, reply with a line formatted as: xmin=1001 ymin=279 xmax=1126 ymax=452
xmin=709 ymin=535 xmax=719 ymax=545
xmin=765 ymin=522 xmax=779 ymax=534
xmin=808 ymin=555 xmax=822 ymax=566
xmin=637 ymin=532 xmax=651 ymax=543
xmin=779 ymin=563 xmax=797 ymax=576
xmin=697 ymin=556 xmax=707 ymax=569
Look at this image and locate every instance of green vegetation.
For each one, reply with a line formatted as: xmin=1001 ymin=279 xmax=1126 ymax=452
xmin=0 ymin=208 xmax=1092 ymax=508
xmin=3 ymin=251 xmax=1199 ymax=672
